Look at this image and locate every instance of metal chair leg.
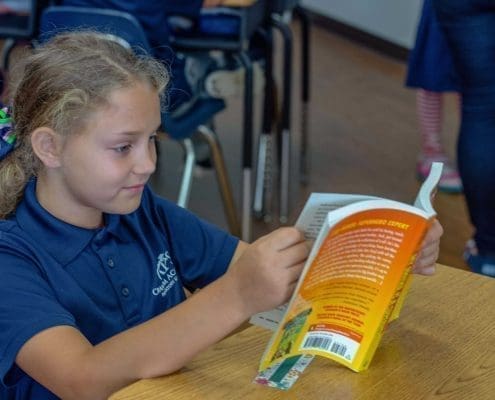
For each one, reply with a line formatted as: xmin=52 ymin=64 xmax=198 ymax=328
xmin=254 ymin=28 xmax=275 ymax=221
xmin=235 ymin=51 xmax=254 ymax=241
xmin=271 ymin=17 xmax=293 ymax=224
xmin=295 ymin=6 xmax=311 ymax=185
xmin=198 ymin=125 xmax=241 ymax=238
xmin=177 ymin=138 xmax=195 ymax=208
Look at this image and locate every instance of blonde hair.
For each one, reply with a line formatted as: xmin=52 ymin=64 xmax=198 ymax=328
xmin=0 ymin=31 xmax=169 ymax=219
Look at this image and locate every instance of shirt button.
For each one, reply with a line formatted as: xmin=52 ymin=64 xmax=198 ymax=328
xmin=121 ymin=287 xmax=130 ymax=297
xmin=107 ymin=258 xmax=115 ymax=268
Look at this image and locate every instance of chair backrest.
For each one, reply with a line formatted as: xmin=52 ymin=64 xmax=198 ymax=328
xmin=39 ymin=5 xmax=151 ymax=54
xmin=0 ymin=0 xmax=53 ymax=39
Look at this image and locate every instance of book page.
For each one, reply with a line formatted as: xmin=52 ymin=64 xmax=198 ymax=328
xmin=259 ymin=202 xmax=430 ymax=373
xmin=414 ymin=162 xmax=443 ymax=214
xmin=248 ymin=305 xmax=287 ymax=331
xmin=295 ymin=193 xmax=378 ymax=240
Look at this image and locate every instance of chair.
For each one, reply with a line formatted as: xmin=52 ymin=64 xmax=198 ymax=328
xmin=175 ymin=2 xmax=313 ymax=229
xmin=169 ymin=1 xmax=267 ymax=241
xmin=38 ymin=5 xmax=241 ymax=236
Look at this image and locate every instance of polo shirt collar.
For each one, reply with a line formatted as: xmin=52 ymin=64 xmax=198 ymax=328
xmin=15 ymin=179 xmax=134 ymax=266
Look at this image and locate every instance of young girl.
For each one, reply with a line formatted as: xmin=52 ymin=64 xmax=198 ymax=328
xmin=0 ymin=32 xmax=443 ymax=400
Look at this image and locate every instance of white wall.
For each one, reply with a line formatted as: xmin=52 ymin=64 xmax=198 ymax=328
xmin=300 ymin=0 xmax=422 ymax=49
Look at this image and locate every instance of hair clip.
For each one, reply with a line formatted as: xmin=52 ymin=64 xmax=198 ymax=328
xmin=0 ymin=106 xmax=16 ymax=161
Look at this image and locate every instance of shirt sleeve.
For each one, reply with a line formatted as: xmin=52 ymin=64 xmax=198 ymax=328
xmin=142 ymin=188 xmax=239 ymax=290
xmin=0 ymin=241 xmax=76 ymax=387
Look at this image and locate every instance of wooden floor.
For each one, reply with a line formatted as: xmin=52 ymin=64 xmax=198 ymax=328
xmin=151 ymin=21 xmax=472 ymax=271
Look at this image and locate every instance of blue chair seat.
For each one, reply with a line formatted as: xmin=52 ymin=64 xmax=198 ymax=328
xmin=39 ymin=6 xmax=150 ymax=53
xmin=163 ymin=98 xmax=225 ymax=140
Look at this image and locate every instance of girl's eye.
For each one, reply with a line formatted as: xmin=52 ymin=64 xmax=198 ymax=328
xmin=114 ymin=144 xmax=132 ymax=153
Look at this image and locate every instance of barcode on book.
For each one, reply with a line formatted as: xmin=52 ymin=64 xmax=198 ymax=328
xmin=332 ymin=342 xmax=348 ymax=356
xmin=302 ymin=334 xmax=347 ymax=357
xmin=303 ymin=335 xmax=334 ymax=352
xmin=300 ymin=331 xmax=359 ymax=362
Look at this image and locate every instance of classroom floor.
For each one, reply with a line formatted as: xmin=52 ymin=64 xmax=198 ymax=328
xmin=150 ymin=20 xmax=472 ymax=271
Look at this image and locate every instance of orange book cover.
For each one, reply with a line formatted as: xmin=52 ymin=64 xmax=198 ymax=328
xmin=257 ymin=163 xmax=442 ymax=374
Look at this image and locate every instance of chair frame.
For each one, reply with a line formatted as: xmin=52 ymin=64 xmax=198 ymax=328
xmin=253 ymin=2 xmax=312 ymax=224
xmin=172 ymin=1 xmax=312 ymax=231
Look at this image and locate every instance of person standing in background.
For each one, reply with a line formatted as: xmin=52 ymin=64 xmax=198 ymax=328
xmin=433 ymin=0 xmax=495 ymax=277
xmin=406 ymin=0 xmax=462 ymax=193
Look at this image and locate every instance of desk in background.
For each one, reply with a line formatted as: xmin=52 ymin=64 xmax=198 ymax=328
xmin=110 ymin=265 xmax=495 ymax=399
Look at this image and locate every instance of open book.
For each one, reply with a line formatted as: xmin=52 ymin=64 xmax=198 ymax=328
xmin=253 ymin=163 xmax=443 ymax=386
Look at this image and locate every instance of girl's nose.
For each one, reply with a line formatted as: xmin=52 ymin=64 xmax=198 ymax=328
xmin=135 ymin=144 xmax=157 ymax=175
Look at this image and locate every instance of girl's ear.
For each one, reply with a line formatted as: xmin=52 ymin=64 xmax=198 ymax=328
xmin=31 ymin=127 xmax=64 ymax=168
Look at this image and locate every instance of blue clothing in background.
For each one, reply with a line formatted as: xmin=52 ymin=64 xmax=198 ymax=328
xmin=406 ymin=0 xmax=460 ymax=92
xmin=0 ymin=180 xmax=238 ymax=399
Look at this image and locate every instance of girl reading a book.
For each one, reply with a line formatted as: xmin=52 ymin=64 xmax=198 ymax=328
xmin=0 ymin=32 xmax=443 ymax=400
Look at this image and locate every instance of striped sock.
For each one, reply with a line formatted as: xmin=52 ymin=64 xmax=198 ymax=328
xmin=417 ymin=89 xmax=445 ymax=156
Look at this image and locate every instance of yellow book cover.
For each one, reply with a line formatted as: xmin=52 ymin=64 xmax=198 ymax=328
xmin=256 ymin=163 xmax=442 ymax=375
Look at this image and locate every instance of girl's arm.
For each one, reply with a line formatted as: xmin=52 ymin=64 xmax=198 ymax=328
xmin=16 ymin=227 xmax=308 ymax=400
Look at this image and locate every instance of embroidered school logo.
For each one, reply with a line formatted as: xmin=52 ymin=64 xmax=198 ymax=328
xmin=152 ymin=251 xmax=178 ymax=297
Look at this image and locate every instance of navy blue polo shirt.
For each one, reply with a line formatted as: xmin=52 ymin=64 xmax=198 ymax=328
xmin=0 ymin=179 xmax=238 ymax=399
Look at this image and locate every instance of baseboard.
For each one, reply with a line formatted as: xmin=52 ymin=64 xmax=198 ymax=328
xmin=302 ymin=9 xmax=410 ymax=62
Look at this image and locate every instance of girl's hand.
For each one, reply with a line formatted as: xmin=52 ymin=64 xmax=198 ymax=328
xmin=226 ymin=227 xmax=309 ymax=316
xmin=412 ymin=219 xmax=444 ymax=275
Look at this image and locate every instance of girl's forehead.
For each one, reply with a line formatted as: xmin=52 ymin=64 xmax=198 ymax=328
xmin=85 ymin=83 xmax=161 ymax=134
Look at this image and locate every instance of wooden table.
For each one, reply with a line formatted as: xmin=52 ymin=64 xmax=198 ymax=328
xmin=110 ymin=265 xmax=495 ymax=399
